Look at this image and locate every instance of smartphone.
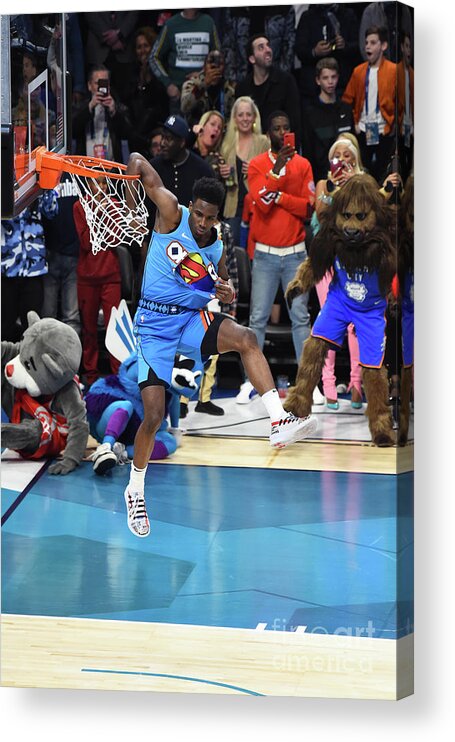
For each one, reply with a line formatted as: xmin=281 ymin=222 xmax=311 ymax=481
xmin=97 ymin=79 xmax=109 ymax=97
xmin=283 ymin=132 xmax=295 ymax=149
xmin=330 ymin=157 xmax=344 ymax=177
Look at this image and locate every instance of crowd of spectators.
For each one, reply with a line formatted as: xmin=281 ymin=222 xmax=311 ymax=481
xmin=2 ymin=4 xmax=414 ymax=406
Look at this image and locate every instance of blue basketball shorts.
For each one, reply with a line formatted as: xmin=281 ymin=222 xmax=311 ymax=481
xmin=401 ymin=302 xmax=414 ymax=367
xmin=135 ymin=307 xmax=227 ymax=388
xmin=311 ymin=289 xmax=387 ymax=368
xmin=401 ymin=274 xmax=414 ymax=367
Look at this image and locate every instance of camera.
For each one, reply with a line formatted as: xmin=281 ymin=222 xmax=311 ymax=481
xmin=97 ymin=78 xmax=109 ymax=97
xmin=208 ymin=55 xmax=221 ymax=68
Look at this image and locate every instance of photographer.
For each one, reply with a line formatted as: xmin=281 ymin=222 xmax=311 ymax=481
xmin=72 ymin=65 xmax=132 ymax=162
xmin=181 ymin=50 xmax=235 ymax=129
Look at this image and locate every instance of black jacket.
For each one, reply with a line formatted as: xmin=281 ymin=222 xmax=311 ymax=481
xmin=302 ymin=98 xmax=354 ymax=182
xmin=295 ymin=4 xmax=360 ymax=101
xmin=235 ymin=67 xmax=302 ymax=146
xmin=72 ymin=98 xmax=132 ymax=163
xmin=145 ymin=151 xmax=215 ymax=230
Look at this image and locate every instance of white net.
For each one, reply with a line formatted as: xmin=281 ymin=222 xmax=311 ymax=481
xmin=69 ymin=162 xmax=148 ymax=255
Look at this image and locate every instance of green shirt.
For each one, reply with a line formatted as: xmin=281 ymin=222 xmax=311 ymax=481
xmin=150 ymin=12 xmax=220 ymax=90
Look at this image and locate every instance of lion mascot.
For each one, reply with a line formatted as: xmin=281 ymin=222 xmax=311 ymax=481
xmin=397 ymin=174 xmax=414 ymax=446
xmin=285 ymin=174 xmax=397 ymax=446
xmin=2 ymin=312 xmax=89 ymax=472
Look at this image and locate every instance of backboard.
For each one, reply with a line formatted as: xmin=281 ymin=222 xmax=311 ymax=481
xmin=1 ymin=13 xmax=69 ymax=218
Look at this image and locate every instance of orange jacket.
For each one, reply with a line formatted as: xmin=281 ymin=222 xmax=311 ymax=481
xmin=342 ymin=58 xmax=398 ymax=136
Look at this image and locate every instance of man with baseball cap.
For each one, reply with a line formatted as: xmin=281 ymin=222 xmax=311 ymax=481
xmin=144 ymin=113 xmax=215 ymax=234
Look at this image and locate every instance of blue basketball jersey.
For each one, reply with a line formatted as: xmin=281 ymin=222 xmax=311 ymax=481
xmin=140 ymin=206 xmax=224 ymax=310
xmin=331 ymin=258 xmax=385 ymax=311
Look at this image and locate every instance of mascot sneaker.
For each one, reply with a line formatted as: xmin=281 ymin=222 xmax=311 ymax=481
xmin=236 ymin=380 xmax=259 ymax=404
xmin=270 ymin=413 xmax=318 ymax=449
xmin=92 ymin=442 xmax=118 ymax=475
xmin=112 ymin=441 xmax=129 ymax=464
xmin=124 ymin=487 xmax=150 ymax=538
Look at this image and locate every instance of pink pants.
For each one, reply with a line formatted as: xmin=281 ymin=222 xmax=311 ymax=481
xmin=315 ymin=272 xmax=362 ymax=400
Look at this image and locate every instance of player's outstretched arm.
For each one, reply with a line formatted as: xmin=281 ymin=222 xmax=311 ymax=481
xmin=126 ymin=152 xmax=180 ymax=231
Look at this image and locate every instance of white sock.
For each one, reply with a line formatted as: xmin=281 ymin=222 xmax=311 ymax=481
xmin=128 ymin=463 xmax=147 ymax=492
xmin=261 ymin=388 xmax=287 ymax=423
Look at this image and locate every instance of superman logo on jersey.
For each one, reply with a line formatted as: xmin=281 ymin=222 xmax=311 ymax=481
xmin=177 ymin=252 xmax=215 ymax=293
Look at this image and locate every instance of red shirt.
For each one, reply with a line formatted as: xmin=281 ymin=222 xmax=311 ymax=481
xmin=247 ymin=150 xmax=314 ymax=247
xmin=73 ymin=200 xmax=121 ymax=284
xmin=11 ymin=390 xmax=69 ymax=459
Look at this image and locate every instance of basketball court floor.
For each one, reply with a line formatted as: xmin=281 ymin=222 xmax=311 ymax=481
xmin=1 ymin=395 xmax=414 ymax=699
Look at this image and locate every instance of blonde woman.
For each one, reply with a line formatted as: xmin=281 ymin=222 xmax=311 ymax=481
xmin=219 ymin=96 xmax=269 ymax=243
xmin=313 ymin=136 xmax=364 ymax=410
xmin=335 ymin=132 xmax=366 ymax=170
xmin=314 ymin=136 xmax=364 ymax=210
xmin=193 ymin=110 xmax=224 ymax=156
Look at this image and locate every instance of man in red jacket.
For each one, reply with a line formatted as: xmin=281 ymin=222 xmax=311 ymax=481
xmin=246 ymin=111 xmax=315 ymax=367
xmin=342 ymin=26 xmax=398 ymax=182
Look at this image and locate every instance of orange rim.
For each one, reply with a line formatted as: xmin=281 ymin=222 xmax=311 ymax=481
xmin=34 ymin=146 xmax=139 ymax=181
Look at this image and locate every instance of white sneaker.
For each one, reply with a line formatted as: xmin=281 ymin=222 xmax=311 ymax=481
xmin=169 ymin=427 xmax=183 ymax=447
xmin=112 ymin=441 xmax=129 ymax=464
xmin=236 ymin=380 xmax=259 ymax=404
xmin=270 ymin=413 xmax=318 ymax=449
xmin=92 ymin=442 xmax=117 ymax=476
xmin=124 ymin=487 xmax=150 ymax=538
xmin=312 ymin=386 xmax=325 ymax=405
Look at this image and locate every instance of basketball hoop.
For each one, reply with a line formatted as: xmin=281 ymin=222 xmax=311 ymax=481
xmin=34 ymin=147 xmax=148 ymax=254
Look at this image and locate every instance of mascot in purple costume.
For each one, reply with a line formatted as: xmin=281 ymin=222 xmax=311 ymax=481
xmin=85 ymin=352 xmax=202 ymax=475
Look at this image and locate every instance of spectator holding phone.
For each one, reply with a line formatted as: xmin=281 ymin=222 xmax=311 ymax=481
xmin=181 ymin=50 xmax=235 ymax=129
xmin=150 ymin=9 xmax=220 ymax=115
xmin=72 ymin=65 xmax=132 ymax=162
xmin=295 ymin=4 xmax=360 ymax=108
xmin=237 ymin=111 xmax=314 ymax=404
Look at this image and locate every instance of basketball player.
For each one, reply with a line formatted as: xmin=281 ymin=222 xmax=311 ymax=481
xmin=123 ymin=152 xmax=318 ymax=537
